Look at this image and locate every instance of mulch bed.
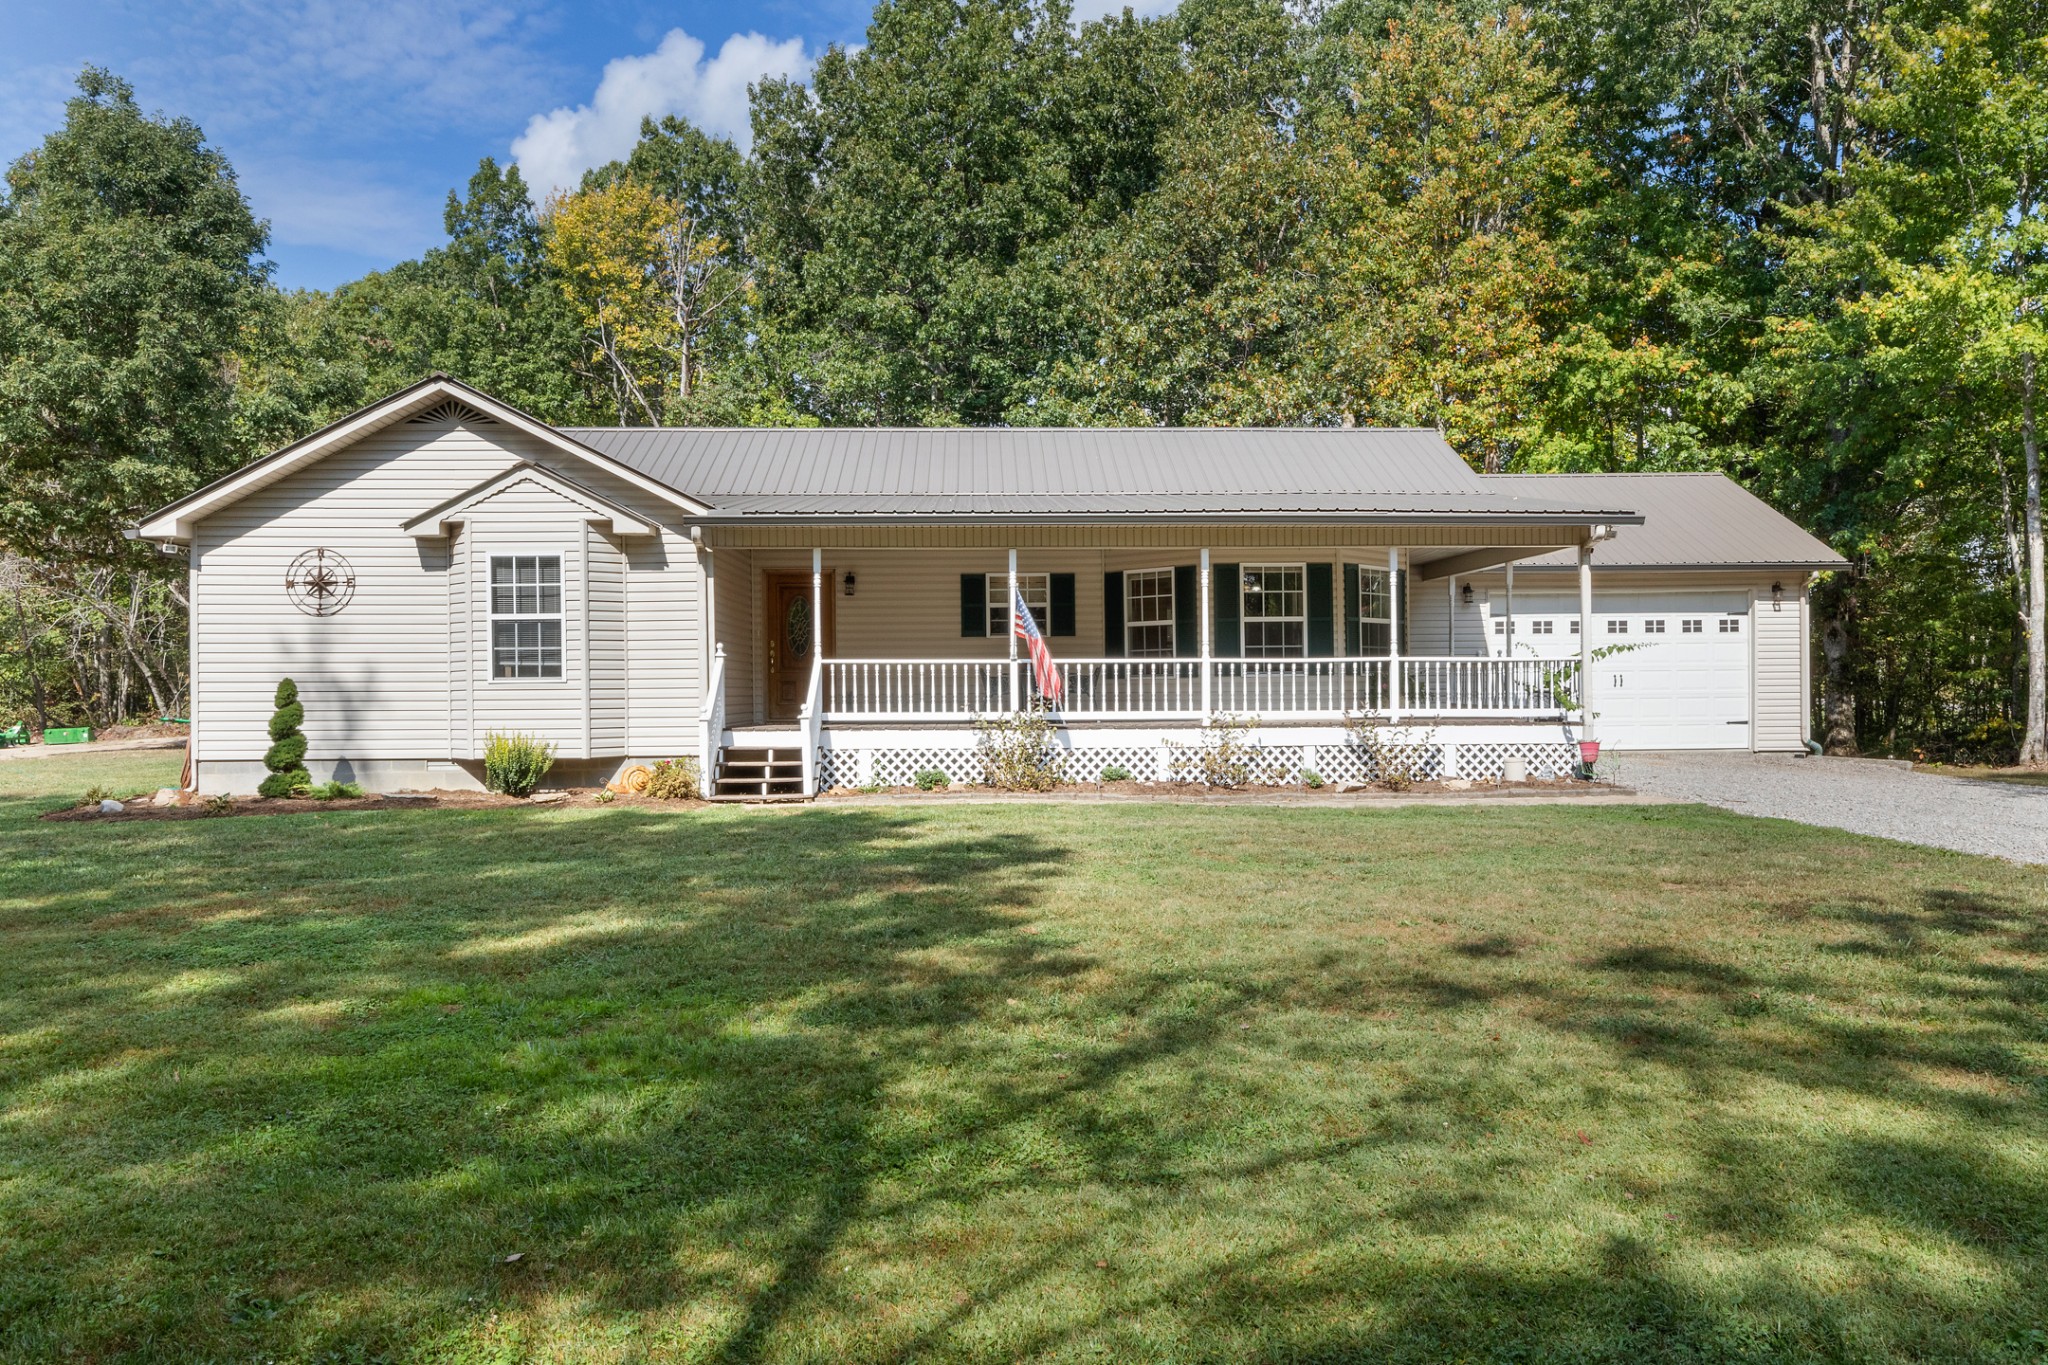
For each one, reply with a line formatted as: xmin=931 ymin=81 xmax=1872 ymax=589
xmin=823 ymin=777 xmax=1622 ymax=801
xmin=40 ymin=788 xmax=700 ymax=823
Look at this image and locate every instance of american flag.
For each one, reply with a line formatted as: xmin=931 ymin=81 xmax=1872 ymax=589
xmin=1013 ymin=587 xmax=1064 ymax=704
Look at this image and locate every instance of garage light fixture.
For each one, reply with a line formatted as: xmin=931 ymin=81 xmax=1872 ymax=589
xmin=1771 ymin=580 xmax=1783 ymax=610
xmin=1460 ymin=583 xmax=1475 ymax=607
xmin=843 ymin=570 xmax=857 ymax=597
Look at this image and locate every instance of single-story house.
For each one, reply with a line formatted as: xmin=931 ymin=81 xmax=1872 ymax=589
xmin=138 ymin=376 xmax=1847 ymax=797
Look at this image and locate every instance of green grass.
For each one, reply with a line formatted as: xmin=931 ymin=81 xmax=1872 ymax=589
xmin=2 ymin=752 xmax=2044 ymax=1363
xmin=1917 ymin=762 xmax=2048 ymax=789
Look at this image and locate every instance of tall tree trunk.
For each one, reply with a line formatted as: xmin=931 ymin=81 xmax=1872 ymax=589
xmin=10 ymin=581 xmax=50 ymax=733
xmin=1816 ymin=574 xmax=1858 ymax=755
xmin=2021 ymin=352 xmax=2047 ymax=763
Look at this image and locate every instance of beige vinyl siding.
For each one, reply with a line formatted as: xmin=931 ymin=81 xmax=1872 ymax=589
xmin=189 ymin=420 xmax=687 ymax=767
xmin=711 ymin=547 xmax=758 ymax=723
xmin=460 ymin=483 xmax=590 ymax=757
xmin=588 ymin=525 xmax=628 ymax=755
xmin=621 ymin=530 xmax=704 ymax=754
xmin=1751 ymin=584 xmax=1806 ymax=751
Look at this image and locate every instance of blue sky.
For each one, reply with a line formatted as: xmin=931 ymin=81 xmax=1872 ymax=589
xmin=2 ymin=1 xmax=1161 ymax=291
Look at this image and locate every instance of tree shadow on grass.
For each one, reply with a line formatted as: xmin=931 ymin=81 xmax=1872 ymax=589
xmin=0 ymin=805 xmax=1118 ymax=1360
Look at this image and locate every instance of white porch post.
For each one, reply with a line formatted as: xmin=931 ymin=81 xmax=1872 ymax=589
xmin=1387 ymin=545 xmax=1402 ymax=723
xmin=1578 ymin=543 xmax=1594 ymax=738
xmin=1007 ymin=548 xmax=1019 ymax=713
xmin=1199 ymin=548 xmax=1213 ymax=721
xmin=811 ymin=547 xmax=823 ymax=658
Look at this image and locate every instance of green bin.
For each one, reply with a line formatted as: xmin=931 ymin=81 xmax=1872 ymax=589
xmin=43 ymin=727 xmax=92 ymax=745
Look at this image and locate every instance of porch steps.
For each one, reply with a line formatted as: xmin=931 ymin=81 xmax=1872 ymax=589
xmin=710 ymin=746 xmax=808 ymax=802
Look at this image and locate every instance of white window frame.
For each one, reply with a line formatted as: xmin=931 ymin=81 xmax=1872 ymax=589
xmin=1357 ymin=565 xmax=1392 ymax=657
xmin=988 ymin=571 xmax=1050 ymax=638
xmin=1242 ymin=563 xmax=1307 ymax=658
xmin=1124 ymin=567 xmax=1176 ymax=658
xmin=490 ymin=553 xmax=566 ymax=681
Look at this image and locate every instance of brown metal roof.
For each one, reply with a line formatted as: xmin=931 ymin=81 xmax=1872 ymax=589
xmin=1484 ymin=474 xmax=1846 ymax=569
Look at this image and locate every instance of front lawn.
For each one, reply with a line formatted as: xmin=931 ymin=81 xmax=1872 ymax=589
xmin=2 ymin=752 xmax=2043 ymax=1363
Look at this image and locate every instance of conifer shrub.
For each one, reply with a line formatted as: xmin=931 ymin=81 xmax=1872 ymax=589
xmin=483 ymin=731 xmax=555 ymax=796
xmin=258 ymin=679 xmax=310 ymax=798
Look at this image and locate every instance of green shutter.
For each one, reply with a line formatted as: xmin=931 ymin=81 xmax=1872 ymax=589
xmin=1172 ymin=565 xmax=1199 ymax=657
xmin=1211 ymin=562 xmax=1240 ymax=657
xmin=1396 ymin=567 xmax=1407 ymax=654
xmin=1050 ymin=573 xmax=1075 ymax=636
xmin=1307 ymin=562 xmax=1335 ymax=657
xmin=1103 ymin=572 xmax=1125 ymax=656
xmin=961 ymin=574 xmax=986 ymax=637
xmin=1343 ymin=563 xmax=1361 ymax=655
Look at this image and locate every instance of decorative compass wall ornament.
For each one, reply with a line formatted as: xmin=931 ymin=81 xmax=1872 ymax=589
xmin=284 ymin=548 xmax=356 ymax=617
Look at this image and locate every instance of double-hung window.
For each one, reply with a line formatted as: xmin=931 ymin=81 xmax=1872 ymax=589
xmin=491 ymin=555 xmax=563 ymax=679
xmin=1242 ymin=564 xmax=1306 ymax=657
xmin=1125 ymin=568 xmax=1176 ymax=657
xmin=987 ymin=572 xmax=1050 ymax=637
xmin=1357 ymin=566 xmax=1392 ymax=656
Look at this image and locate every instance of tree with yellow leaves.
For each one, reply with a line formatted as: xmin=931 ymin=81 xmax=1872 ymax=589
xmin=543 ymin=171 xmax=751 ymax=424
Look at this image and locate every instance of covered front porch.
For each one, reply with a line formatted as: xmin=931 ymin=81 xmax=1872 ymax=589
xmin=693 ymin=525 xmax=1611 ymax=797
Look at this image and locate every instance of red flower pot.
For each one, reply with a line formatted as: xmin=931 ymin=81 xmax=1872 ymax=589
xmin=1578 ymin=740 xmax=1601 ymax=766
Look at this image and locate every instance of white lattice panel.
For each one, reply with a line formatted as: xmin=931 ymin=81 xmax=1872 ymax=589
xmin=868 ymin=748 xmax=984 ymax=788
xmin=1065 ymin=744 xmax=1166 ymax=782
xmin=1450 ymin=741 xmax=1575 ymax=781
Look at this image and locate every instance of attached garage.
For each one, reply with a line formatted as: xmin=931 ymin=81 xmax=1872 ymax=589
xmin=1414 ymin=473 xmax=1847 ymax=753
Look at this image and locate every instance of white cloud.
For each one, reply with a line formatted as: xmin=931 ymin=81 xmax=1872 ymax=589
xmin=512 ymin=28 xmax=813 ymax=200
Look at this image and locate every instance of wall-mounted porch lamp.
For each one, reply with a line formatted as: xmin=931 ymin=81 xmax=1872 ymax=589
xmin=1460 ymin=582 xmax=1475 ymax=607
xmin=843 ymin=570 xmax=857 ymax=597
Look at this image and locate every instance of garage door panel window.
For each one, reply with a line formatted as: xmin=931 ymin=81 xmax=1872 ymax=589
xmin=1644 ymin=619 xmax=1666 ymax=634
xmin=1719 ymin=617 xmax=1742 ymax=633
xmin=1606 ymin=619 xmax=1629 ymax=635
xmin=491 ymin=555 xmax=563 ymax=679
xmin=1683 ymin=618 xmax=1703 ymax=633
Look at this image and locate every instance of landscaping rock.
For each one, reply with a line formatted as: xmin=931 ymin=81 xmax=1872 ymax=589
xmin=150 ymin=788 xmax=179 ymax=807
xmin=98 ymin=799 xmax=124 ymax=814
xmin=1442 ymin=778 xmax=1472 ymax=791
xmin=528 ymin=790 xmax=570 ymax=804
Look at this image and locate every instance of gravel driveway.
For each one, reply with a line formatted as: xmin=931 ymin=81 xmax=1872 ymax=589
xmin=1614 ymin=751 xmax=2048 ymax=865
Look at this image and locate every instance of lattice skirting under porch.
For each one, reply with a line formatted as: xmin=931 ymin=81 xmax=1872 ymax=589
xmin=820 ymin=737 xmax=1578 ymax=788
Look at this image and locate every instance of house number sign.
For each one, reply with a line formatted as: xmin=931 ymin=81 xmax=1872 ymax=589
xmin=284 ymin=548 xmax=357 ymax=617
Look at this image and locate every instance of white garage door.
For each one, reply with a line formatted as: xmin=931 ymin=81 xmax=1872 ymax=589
xmin=1486 ymin=592 xmax=1752 ymax=750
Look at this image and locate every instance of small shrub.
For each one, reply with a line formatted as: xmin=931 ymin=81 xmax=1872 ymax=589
xmin=1167 ymin=716 xmax=1257 ymax=787
xmin=1301 ymin=770 xmax=1324 ymax=789
xmin=1342 ymin=719 xmax=1439 ymax=791
xmin=258 ymin=678 xmax=310 ymax=798
xmin=483 ymin=731 xmax=556 ymax=797
xmin=203 ymin=793 xmax=235 ymax=817
xmin=856 ymin=781 xmax=884 ymax=794
xmin=593 ymin=788 xmax=615 ymax=804
xmin=975 ymin=705 xmax=1062 ymax=791
xmin=644 ymin=756 xmax=700 ymax=800
xmin=914 ymin=768 xmax=951 ymax=791
xmin=306 ymin=780 xmax=364 ymax=801
xmin=1099 ymin=764 xmax=1132 ymax=783
xmin=78 ymin=784 xmax=113 ymax=808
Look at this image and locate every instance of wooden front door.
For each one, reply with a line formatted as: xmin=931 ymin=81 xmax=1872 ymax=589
xmin=764 ymin=573 xmax=831 ymax=721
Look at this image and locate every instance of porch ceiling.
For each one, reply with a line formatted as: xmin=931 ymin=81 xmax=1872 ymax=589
xmin=699 ymin=522 xmax=1614 ymax=550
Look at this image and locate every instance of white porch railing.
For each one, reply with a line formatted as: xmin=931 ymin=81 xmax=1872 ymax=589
xmin=819 ymin=656 xmax=1577 ymax=722
xmin=1400 ymin=657 xmax=1573 ymax=715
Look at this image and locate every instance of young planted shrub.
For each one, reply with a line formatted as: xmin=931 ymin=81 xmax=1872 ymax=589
xmin=258 ymin=679 xmax=310 ymax=798
xmin=1301 ymin=770 xmax=1325 ymax=789
xmin=1099 ymin=765 xmax=1132 ymax=784
xmin=914 ymin=768 xmax=951 ymax=791
xmin=644 ymin=757 xmax=700 ymax=800
xmin=974 ymin=706 xmax=1061 ymax=791
xmin=483 ymin=731 xmax=556 ymax=797
xmin=306 ymin=780 xmax=364 ymax=800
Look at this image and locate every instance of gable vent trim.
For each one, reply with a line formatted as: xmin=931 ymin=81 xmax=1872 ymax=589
xmin=405 ymin=399 xmax=499 ymax=426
